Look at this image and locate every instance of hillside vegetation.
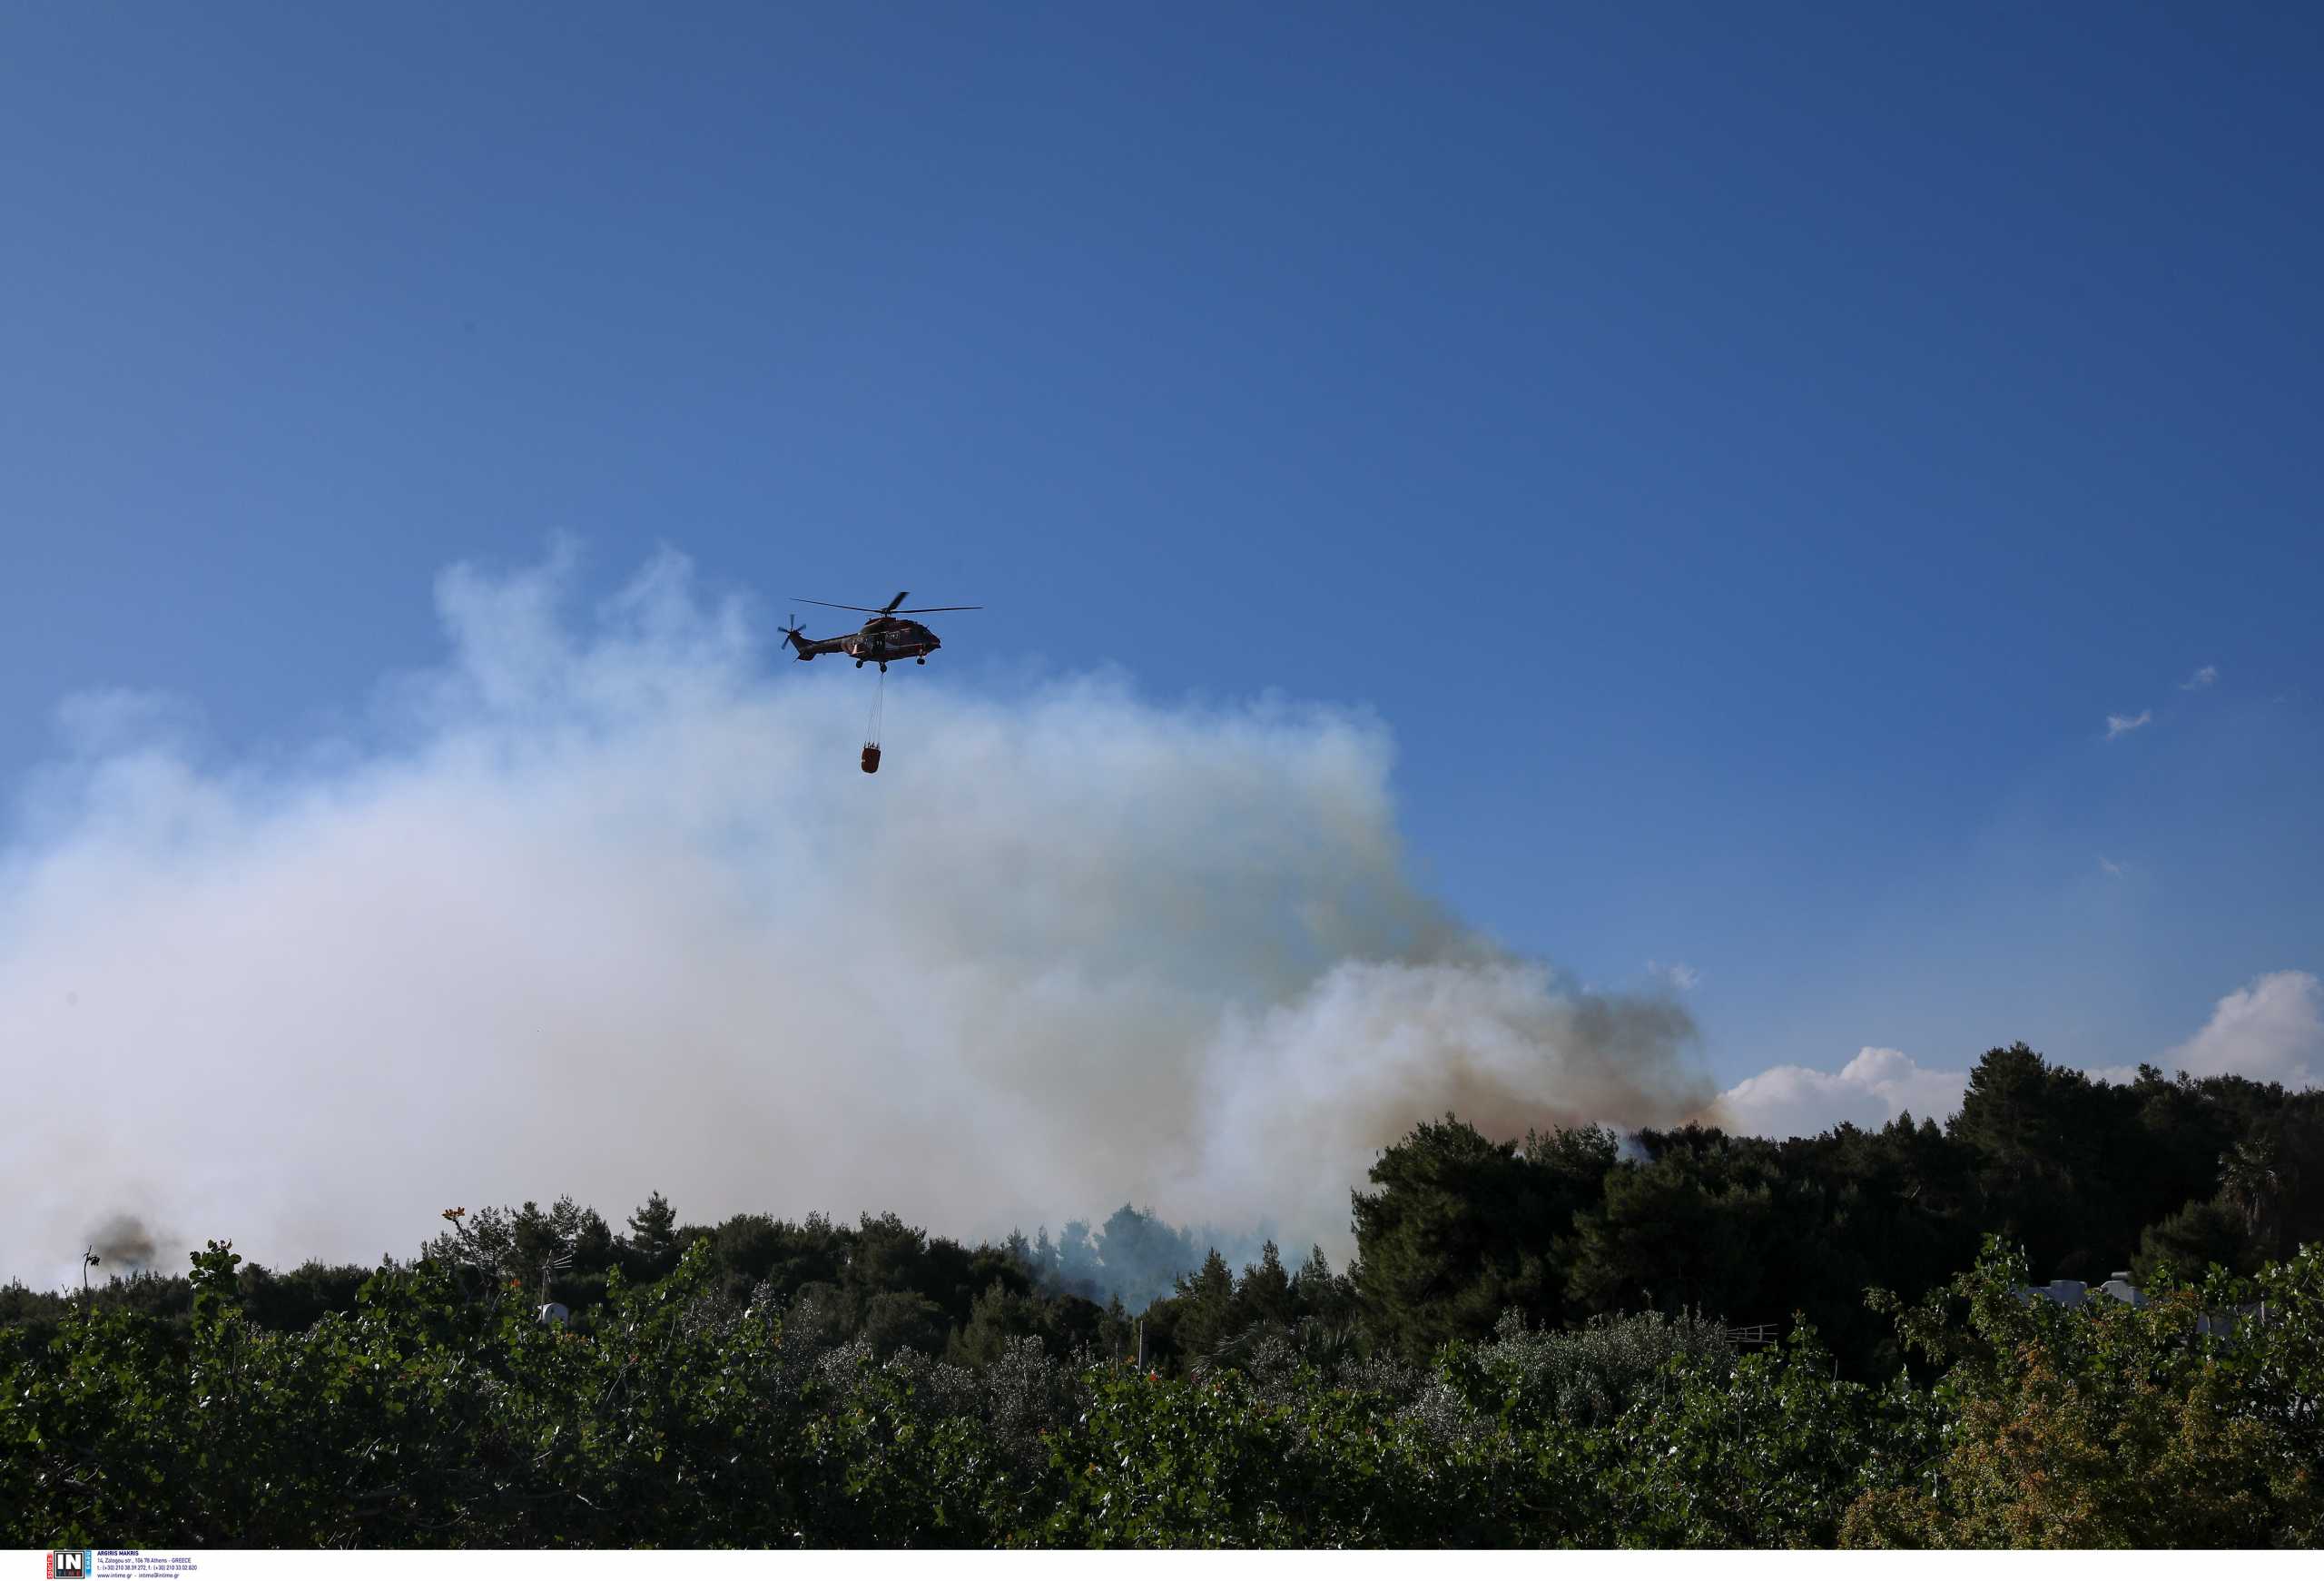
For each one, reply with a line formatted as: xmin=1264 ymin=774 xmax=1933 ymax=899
xmin=5 ymin=1043 xmax=2321 ymax=1546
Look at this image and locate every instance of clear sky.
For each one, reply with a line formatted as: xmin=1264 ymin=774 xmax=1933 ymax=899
xmin=5 ymin=2 xmax=2320 ymax=1099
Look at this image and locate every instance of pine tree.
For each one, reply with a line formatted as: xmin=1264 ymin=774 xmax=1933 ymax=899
xmin=1238 ymin=1240 xmax=1294 ymax=1327
xmin=1055 ymin=1220 xmax=1103 ymax=1300
xmin=625 ymin=1191 xmax=678 ymax=1259
xmin=1292 ymin=1242 xmax=1355 ymax=1327
xmin=1171 ymin=1248 xmax=1238 ymax=1363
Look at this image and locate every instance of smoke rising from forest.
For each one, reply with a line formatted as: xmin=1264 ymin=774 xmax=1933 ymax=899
xmin=0 ymin=549 xmax=1716 ymax=1287
xmin=88 ymin=1212 xmax=160 ymax=1274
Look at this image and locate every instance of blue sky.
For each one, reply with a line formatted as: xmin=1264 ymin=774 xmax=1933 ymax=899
xmin=5 ymin=2 xmax=2320 ymax=1097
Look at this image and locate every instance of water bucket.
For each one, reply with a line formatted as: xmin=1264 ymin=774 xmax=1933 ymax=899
xmin=861 ymin=745 xmax=881 ymax=774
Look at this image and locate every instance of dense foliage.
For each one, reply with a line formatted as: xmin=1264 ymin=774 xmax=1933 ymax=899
xmin=5 ymin=1042 xmax=2319 ymax=1546
xmin=1354 ymin=1045 xmax=2324 ymax=1378
xmin=5 ymin=1234 xmax=2318 ymax=1546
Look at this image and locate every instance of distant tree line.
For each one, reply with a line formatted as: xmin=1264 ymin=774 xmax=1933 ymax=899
xmin=4 ymin=1039 xmax=2320 ymax=1546
xmin=1348 ymin=1043 xmax=2324 ymax=1378
xmin=6 ymin=1042 xmax=2318 ymax=1388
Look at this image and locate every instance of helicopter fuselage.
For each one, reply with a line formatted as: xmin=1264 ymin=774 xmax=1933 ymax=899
xmin=787 ymin=615 xmax=941 ymax=667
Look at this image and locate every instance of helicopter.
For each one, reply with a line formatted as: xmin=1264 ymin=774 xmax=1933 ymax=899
xmin=780 ymin=592 xmax=980 ymax=671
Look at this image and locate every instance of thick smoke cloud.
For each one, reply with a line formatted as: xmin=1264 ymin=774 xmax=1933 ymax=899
xmin=1 ymin=549 xmax=1714 ymax=1287
xmin=88 ymin=1212 xmax=161 ymax=1274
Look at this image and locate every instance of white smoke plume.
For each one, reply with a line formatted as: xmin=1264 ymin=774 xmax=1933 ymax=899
xmin=0 ymin=548 xmax=1714 ymax=1287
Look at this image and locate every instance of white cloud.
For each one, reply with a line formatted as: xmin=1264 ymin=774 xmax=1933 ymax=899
xmin=1718 ymin=1046 xmax=1968 ymax=1140
xmin=2180 ymin=665 xmax=2219 ymax=691
xmin=0 ymin=548 xmax=1715 ymax=1286
xmin=2098 ymin=856 xmax=2127 ymax=877
xmin=2162 ymin=971 xmax=2322 ymax=1088
xmin=1646 ymin=960 xmax=1700 ymax=993
xmin=2105 ymin=709 xmax=2153 ymax=738
xmin=1719 ymin=970 xmax=2323 ymax=1146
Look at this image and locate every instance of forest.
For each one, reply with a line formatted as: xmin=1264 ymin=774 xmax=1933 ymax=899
xmin=5 ymin=1042 xmax=2321 ymax=1546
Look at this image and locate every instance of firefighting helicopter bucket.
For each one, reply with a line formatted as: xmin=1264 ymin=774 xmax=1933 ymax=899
xmin=861 ymin=744 xmax=881 ymax=774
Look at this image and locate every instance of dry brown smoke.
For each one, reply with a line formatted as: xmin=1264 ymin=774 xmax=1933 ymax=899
xmin=88 ymin=1212 xmax=160 ymax=1272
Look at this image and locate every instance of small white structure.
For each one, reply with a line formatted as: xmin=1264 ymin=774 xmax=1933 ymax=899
xmin=2021 ymin=1271 xmax=2270 ymax=1336
xmin=2020 ymin=1278 xmax=2088 ymax=1308
xmin=2019 ymin=1272 xmax=2144 ymax=1310
xmin=537 ymin=1301 xmax=570 ymax=1324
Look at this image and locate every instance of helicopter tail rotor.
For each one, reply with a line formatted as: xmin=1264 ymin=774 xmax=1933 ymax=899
xmin=781 ymin=615 xmax=812 ymax=659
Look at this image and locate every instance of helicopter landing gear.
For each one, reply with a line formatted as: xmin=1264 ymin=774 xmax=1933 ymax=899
xmin=878 ymin=661 xmax=888 ymax=673
xmin=854 ymin=659 xmax=864 ymax=668
xmin=915 ymin=657 xmax=925 ymax=665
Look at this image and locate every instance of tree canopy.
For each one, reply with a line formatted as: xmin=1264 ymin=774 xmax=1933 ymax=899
xmin=5 ymin=1042 xmax=2320 ymax=1546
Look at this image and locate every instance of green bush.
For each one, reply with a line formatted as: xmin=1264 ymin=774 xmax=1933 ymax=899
xmin=6 ymin=1232 xmax=2319 ymax=1547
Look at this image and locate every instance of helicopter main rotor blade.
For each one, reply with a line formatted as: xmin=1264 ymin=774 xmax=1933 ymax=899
xmin=794 ymin=598 xmax=985 ymax=615
xmin=881 ymin=591 xmax=910 ymax=614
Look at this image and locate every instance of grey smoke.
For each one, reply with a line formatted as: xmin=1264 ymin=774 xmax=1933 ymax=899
xmin=0 ymin=548 xmax=1714 ymax=1288
xmin=88 ymin=1211 xmax=160 ymax=1273
xmin=1039 ymin=1206 xmax=1278 ymax=1314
